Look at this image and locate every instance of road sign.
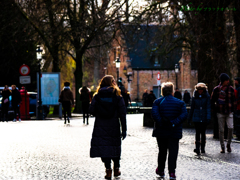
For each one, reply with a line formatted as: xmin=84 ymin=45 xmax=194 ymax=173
xmin=157 ymin=72 xmax=161 ymax=80
xmin=19 ymin=64 xmax=30 ymax=76
xmin=157 ymin=80 xmax=161 ymax=86
xmin=19 ymin=76 xmax=31 ymax=84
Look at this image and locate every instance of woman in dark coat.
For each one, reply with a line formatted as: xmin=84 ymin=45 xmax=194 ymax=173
xmin=1 ymin=85 xmax=11 ymax=122
xmin=89 ymin=75 xmax=127 ymax=179
xmin=188 ymin=83 xmax=211 ymax=155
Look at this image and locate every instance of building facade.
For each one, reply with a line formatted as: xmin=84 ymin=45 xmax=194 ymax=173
xmin=107 ymin=24 xmax=198 ymax=101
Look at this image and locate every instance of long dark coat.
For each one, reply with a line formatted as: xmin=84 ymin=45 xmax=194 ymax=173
xmin=89 ymin=87 xmax=127 ymax=158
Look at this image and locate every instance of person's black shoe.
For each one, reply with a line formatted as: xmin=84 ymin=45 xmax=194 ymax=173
xmin=194 ymin=149 xmax=200 ymax=155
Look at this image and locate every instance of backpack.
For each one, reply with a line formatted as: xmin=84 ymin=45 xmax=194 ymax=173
xmin=94 ymin=92 xmax=118 ymax=119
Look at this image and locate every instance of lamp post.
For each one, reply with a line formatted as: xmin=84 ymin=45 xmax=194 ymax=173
xmin=36 ymin=46 xmax=43 ymax=120
xmin=175 ymin=64 xmax=179 ymax=89
xmin=115 ymin=57 xmax=121 ymax=86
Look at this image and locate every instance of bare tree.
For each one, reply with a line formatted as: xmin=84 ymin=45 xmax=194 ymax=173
xmin=14 ymin=0 xmax=129 ymax=112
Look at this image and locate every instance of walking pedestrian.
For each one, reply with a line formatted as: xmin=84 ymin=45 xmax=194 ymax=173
xmin=174 ymin=88 xmax=182 ymax=100
xmin=1 ymin=85 xmax=11 ymax=122
xmin=211 ymin=73 xmax=236 ymax=153
xmin=142 ymin=89 xmax=148 ymax=106
xmin=79 ymin=86 xmax=91 ymax=125
xmin=151 ymin=82 xmax=187 ymax=179
xmin=147 ymin=90 xmax=156 ymax=107
xmin=188 ymin=83 xmax=211 ymax=155
xmin=122 ymin=89 xmax=131 ymax=111
xmin=89 ymin=75 xmax=127 ymax=179
xmin=183 ymin=90 xmax=191 ymax=106
xmin=11 ymin=85 xmax=22 ymax=122
xmin=234 ymin=77 xmax=240 ymax=116
xmin=59 ymin=82 xmax=74 ymax=124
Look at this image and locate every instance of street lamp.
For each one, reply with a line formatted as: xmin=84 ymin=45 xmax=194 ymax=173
xmin=36 ymin=45 xmax=43 ymax=120
xmin=175 ymin=63 xmax=179 ymax=89
xmin=115 ymin=57 xmax=121 ymax=85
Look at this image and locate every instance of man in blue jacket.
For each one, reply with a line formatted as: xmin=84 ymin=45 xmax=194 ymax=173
xmin=151 ymin=82 xmax=187 ymax=180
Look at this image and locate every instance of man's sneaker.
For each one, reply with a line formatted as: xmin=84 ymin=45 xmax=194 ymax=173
xmin=19 ymin=119 xmax=21 ymax=122
xmin=169 ymin=173 xmax=176 ymax=179
xmin=156 ymin=168 xmax=165 ymax=178
xmin=13 ymin=119 xmax=16 ymax=122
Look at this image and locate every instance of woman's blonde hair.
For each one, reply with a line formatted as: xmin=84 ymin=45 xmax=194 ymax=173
xmin=96 ymin=75 xmax=121 ymax=96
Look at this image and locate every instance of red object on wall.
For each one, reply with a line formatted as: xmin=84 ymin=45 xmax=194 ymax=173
xmin=19 ymin=87 xmax=30 ymax=120
xmin=157 ymin=72 xmax=161 ymax=80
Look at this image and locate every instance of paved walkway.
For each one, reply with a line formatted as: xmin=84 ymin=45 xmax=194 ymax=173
xmin=0 ymin=114 xmax=239 ymax=180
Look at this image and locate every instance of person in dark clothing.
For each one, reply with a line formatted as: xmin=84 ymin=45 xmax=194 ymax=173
xmin=118 ymin=78 xmax=125 ymax=93
xmin=89 ymin=75 xmax=127 ymax=179
xmin=174 ymin=88 xmax=182 ymax=100
xmin=11 ymin=85 xmax=22 ymax=122
xmin=1 ymin=85 xmax=11 ymax=122
xmin=234 ymin=77 xmax=240 ymax=114
xmin=183 ymin=90 xmax=191 ymax=105
xmin=211 ymin=73 xmax=236 ymax=153
xmin=59 ymin=82 xmax=74 ymax=124
xmin=122 ymin=89 xmax=131 ymax=111
xmin=142 ymin=89 xmax=148 ymax=106
xmin=147 ymin=90 xmax=156 ymax=107
xmin=151 ymin=82 xmax=187 ymax=179
xmin=79 ymin=86 xmax=91 ymax=125
xmin=188 ymin=83 xmax=211 ymax=155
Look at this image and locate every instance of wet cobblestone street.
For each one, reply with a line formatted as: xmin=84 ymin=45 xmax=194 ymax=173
xmin=0 ymin=114 xmax=239 ymax=180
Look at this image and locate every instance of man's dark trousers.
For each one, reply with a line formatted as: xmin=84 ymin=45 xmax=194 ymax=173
xmin=156 ymin=137 xmax=179 ymax=174
xmin=13 ymin=104 xmax=20 ymax=119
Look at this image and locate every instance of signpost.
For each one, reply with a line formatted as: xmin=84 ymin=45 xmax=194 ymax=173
xmin=19 ymin=64 xmax=31 ymax=120
xmin=19 ymin=76 xmax=31 ymax=84
xmin=157 ymin=72 xmax=161 ymax=98
xmin=19 ymin=64 xmax=30 ymax=76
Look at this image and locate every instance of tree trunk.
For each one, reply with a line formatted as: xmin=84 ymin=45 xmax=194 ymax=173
xmin=233 ymin=0 xmax=240 ymax=76
xmin=73 ymin=50 xmax=83 ymax=113
xmin=197 ymin=39 xmax=214 ymax=92
xmin=210 ymin=11 xmax=230 ymax=88
xmin=51 ymin=44 xmax=61 ymax=115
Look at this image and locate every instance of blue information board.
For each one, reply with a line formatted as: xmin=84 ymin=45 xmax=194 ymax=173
xmin=37 ymin=73 xmax=60 ymax=105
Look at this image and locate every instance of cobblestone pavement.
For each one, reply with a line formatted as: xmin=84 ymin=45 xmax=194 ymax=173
xmin=0 ymin=114 xmax=240 ymax=180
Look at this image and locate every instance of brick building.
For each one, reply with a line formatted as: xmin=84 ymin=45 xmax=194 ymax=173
xmin=107 ymin=24 xmax=198 ymax=102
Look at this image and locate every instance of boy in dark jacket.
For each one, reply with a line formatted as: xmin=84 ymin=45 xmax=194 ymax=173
xmin=59 ymin=82 xmax=74 ymax=124
xmin=151 ymin=82 xmax=187 ymax=180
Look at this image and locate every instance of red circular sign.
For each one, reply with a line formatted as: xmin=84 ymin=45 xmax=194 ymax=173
xmin=19 ymin=64 xmax=30 ymax=76
xmin=157 ymin=72 xmax=161 ymax=80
